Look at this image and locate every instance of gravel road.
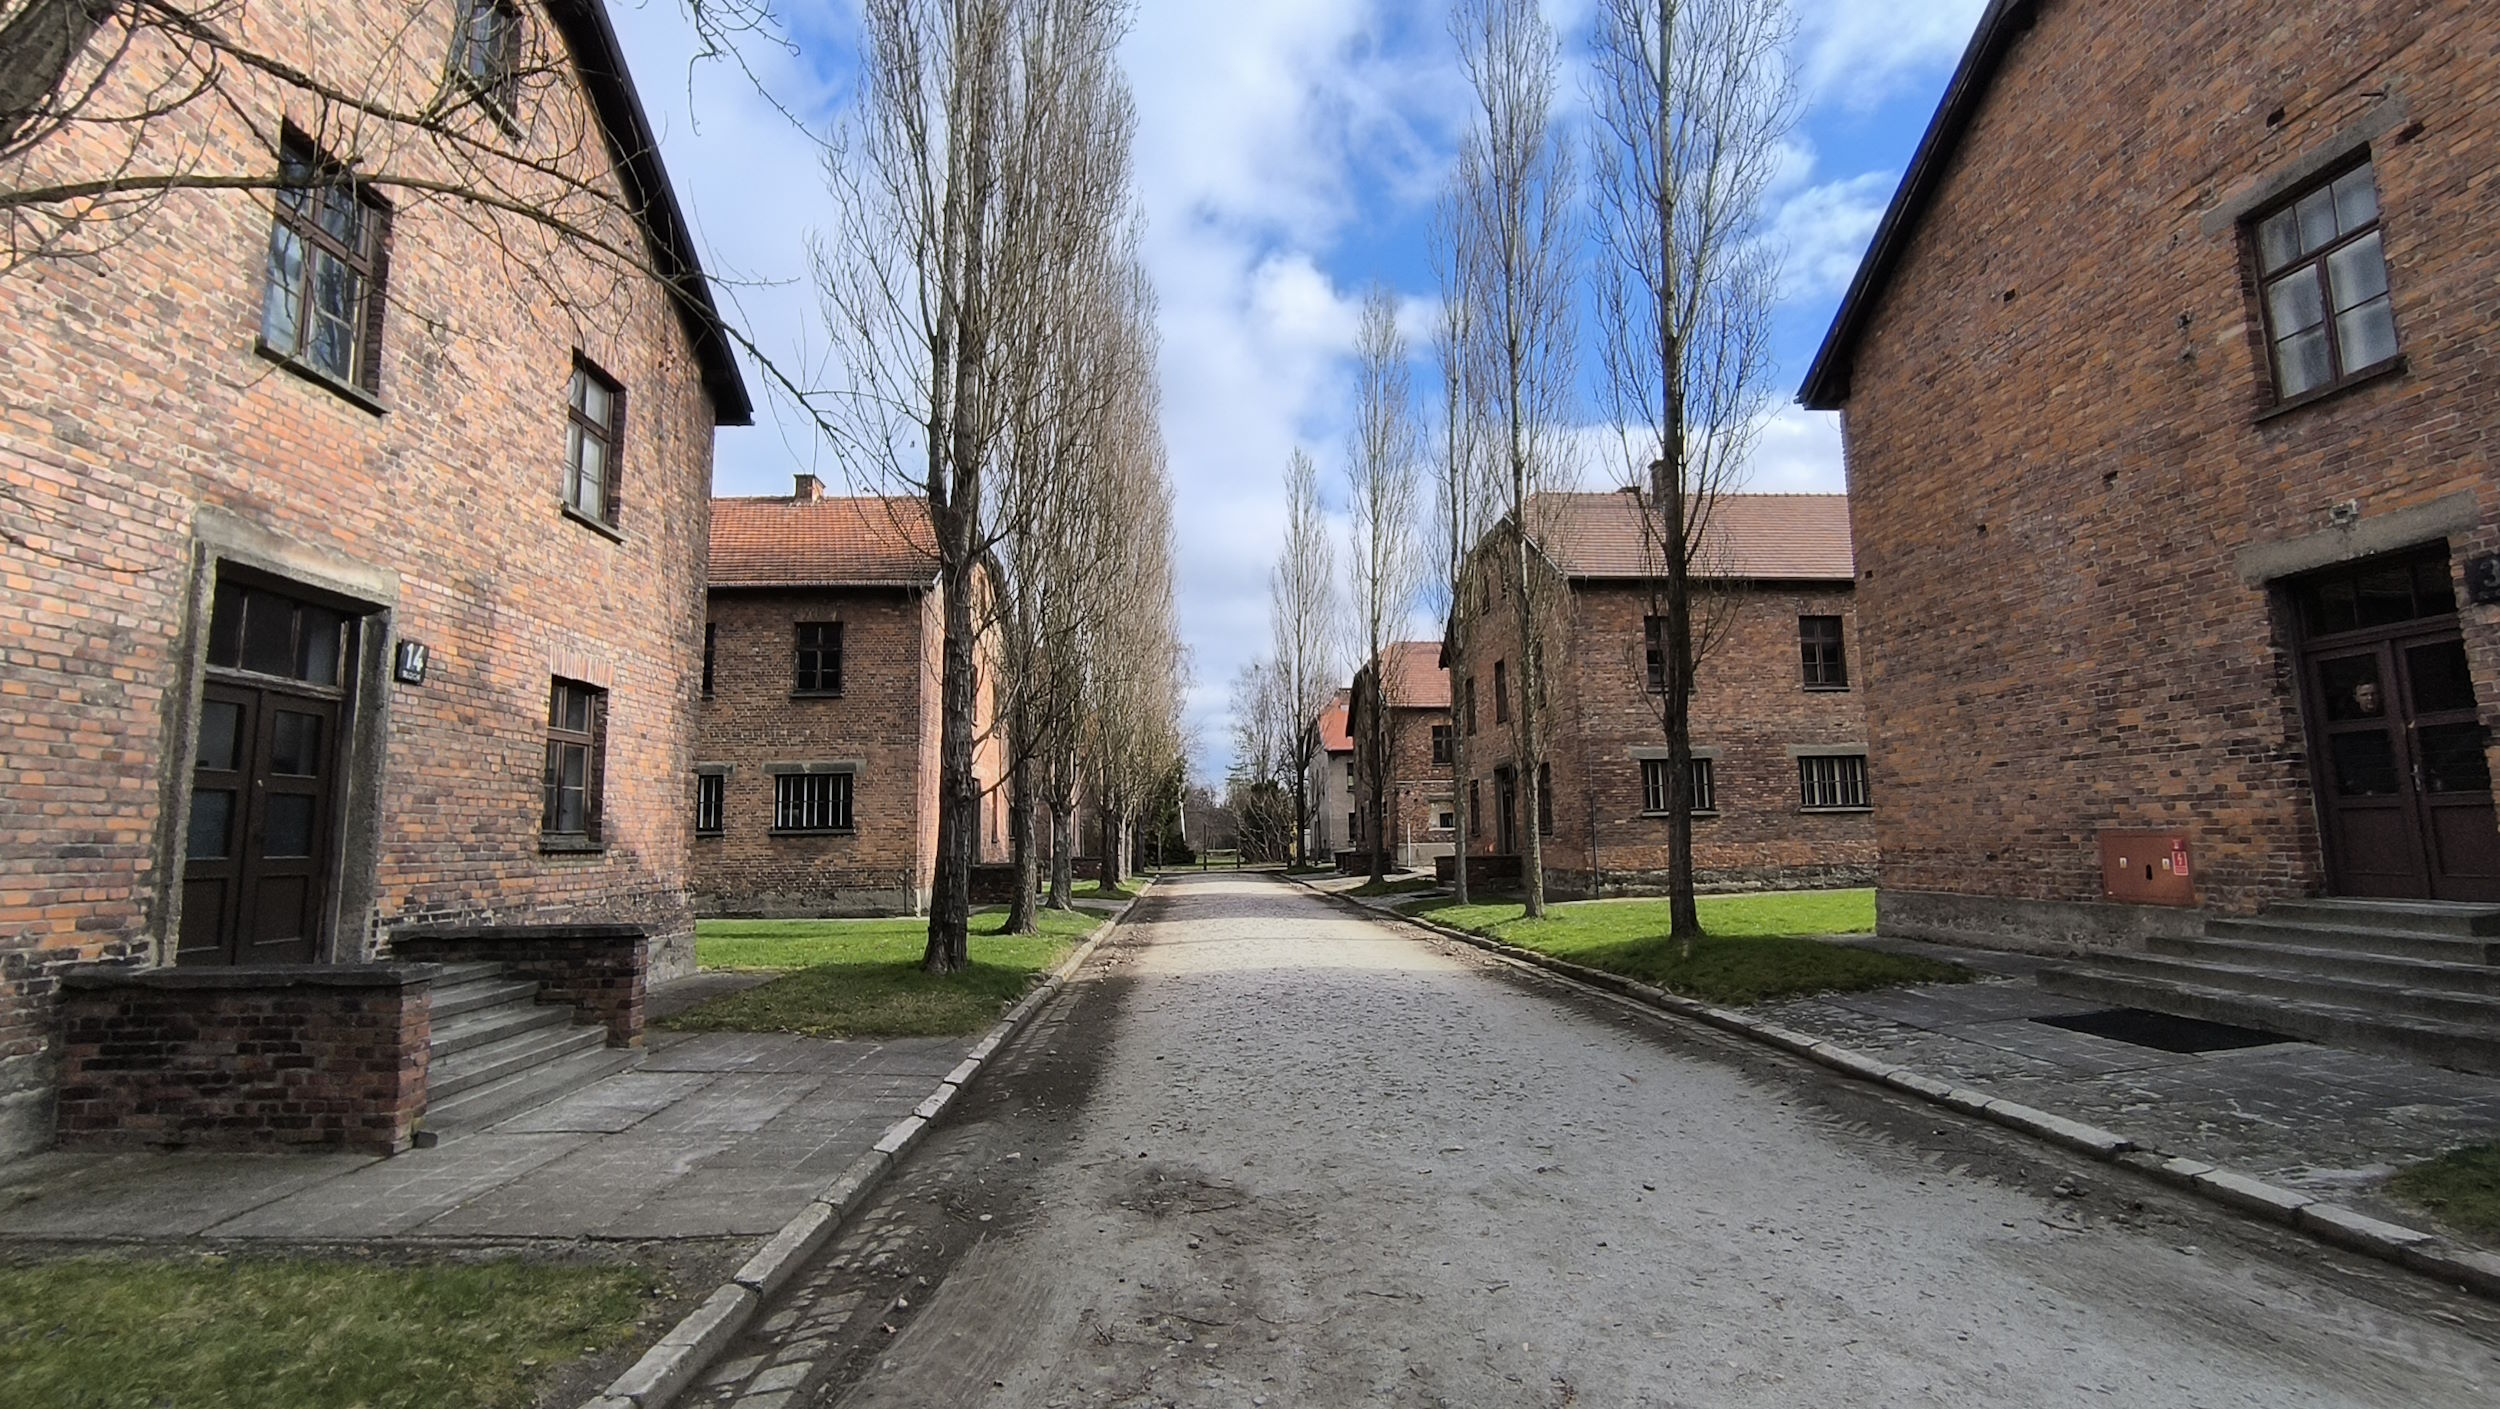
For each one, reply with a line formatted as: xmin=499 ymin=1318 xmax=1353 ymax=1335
xmin=715 ymin=873 xmax=2500 ymax=1409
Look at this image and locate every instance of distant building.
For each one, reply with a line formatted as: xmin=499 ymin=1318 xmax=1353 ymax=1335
xmin=1460 ymin=492 xmax=1874 ymax=897
xmin=1305 ymin=690 xmax=1357 ymax=860
xmin=692 ymin=483 xmax=1008 ymax=916
xmin=1348 ymin=644 xmax=1457 ymax=872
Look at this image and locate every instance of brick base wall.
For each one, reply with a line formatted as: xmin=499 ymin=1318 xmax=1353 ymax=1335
xmin=1877 ymin=889 xmax=2208 ymax=958
xmin=55 ymin=966 xmax=430 ymax=1155
xmin=1435 ymin=854 xmax=1524 ymax=888
xmin=390 ymin=925 xmax=646 ymax=1046
xmin=1568 ymin=861 xmax=1879 ymax=900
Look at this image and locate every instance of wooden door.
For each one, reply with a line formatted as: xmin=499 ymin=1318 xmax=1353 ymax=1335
xmin=1495 ymin=767 xmax=1518 ymax=856
xmin=178 ymin=582 xmax=349 ymax=965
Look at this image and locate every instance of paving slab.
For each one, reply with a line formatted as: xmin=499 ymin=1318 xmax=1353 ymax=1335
xmin=0 ymin=1150 xmax=374 ymax=1238
xmin=495 ymin=1070 xmax=721 ymax=1134
xmin=210 ymin=1132 xmax=596 ymax=1237
xmin=419 ymin=1133 xmax=745 ymax=1238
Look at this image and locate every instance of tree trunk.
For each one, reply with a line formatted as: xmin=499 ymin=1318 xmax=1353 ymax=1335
xmin=1007 ymin=749 xmax=1038 ymax=935
xmin=924 ymin=553 xmax=979 ymax=972
xmin=1514 ymin=533 xmax=1548 ymax=918
xmin=1449 ymin=617 xmax=1472 ymax=905
xmin=1050 ymin=801 xmax=1075 ymax=910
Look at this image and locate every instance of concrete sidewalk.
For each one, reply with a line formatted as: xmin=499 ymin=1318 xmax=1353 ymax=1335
xmin=1757 ymin=935 xmax=2500 ymax=1236
xmin=0 ymin=987 xmax=961 ymax=1244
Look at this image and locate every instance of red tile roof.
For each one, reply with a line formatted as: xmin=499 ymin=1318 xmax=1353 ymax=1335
xmin=1378 ymin=640 xmax=1452 ymax=710
xmin=1526 ymin=491 xmax=1856 ymax=582
xmin=1315 ymin=691 xmax=1353 ymax=754
xmin=710 ymin=494 xmax=939 ymax=588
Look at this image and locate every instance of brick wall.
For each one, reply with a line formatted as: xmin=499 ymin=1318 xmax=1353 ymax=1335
xmin=0 ymin=0 xmax=723 ymax=1158
xmin=1461 ymin=573 xmax=1875 ymax=896
xmin=391 ymin=925 xmax=646 ymax=1045
xmin=1353 ymin=707 xmax=1455 ymax=867
xmin=1834 ymin=0 xmax=2500 ymax=948
xmin=55 ymin=967 xmax=430 ymax=1155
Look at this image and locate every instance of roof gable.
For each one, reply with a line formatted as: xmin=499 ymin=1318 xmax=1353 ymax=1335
xmin=709 ymin=494 xmax=938 ymax=587
xmin=1797 ymin=0 xmax=2039 ymax=410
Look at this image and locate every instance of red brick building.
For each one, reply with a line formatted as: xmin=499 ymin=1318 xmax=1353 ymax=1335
xmin=1802 ymin=0 xmax=2500 ymax=972
xmin=1348 ymin=644 xmax=1457 ymax=871
xmin=1459 ymin=493 xmax=1875 ymax=896
xmin=0 ymin=0 xmax=748 ymax=1155
xmin=693 ymin=485 xmax=1008 ymax=917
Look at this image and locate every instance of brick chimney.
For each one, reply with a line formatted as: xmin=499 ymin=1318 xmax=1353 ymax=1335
xmin=793 ymin=473 xmax=824 ymax=502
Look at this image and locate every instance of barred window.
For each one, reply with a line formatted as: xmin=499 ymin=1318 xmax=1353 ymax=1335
xmin=694 ymin=772 xmax=725 ymax=836
xmin=794 ymin=622 xmax=843 ymax=695
xmin=1641 ymin=757 xmax=1715 ymax=815
xmin=1798 ymin=753 xmax=1870 ymax=810
xmin=775 ymin=771 xmax=854 ymax=832
xmin=1800 ymin=616 xmax=1848 ymax=689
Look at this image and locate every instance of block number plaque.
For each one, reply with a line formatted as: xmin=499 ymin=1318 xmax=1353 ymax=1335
xmin=2467 ymin=552 xmax=2500 ymax=607
xmin=394 ymin=639 xmax=430 ymax=686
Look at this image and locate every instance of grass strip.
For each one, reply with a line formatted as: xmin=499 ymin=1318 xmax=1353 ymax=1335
xmin=0 ymin=1254 xmax=653 ymax=1409
xmin=2387 ymin=1143 xmax=2500 ymax=1240
xmin=667 ymin=908 xmax=1101 ymax=1039
xmin=1408 ymin=889 xmax=1968 ymax=1006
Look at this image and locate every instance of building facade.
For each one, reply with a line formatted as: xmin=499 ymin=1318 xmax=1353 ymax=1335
xmin=1802 ymin=0 xmax=2500 ymax=952
xmin=0 ymin=0 xmax=748 ymax=1155
xmin=692 ymin=485 xmax=1008 ymax=917
xmin=1460 ymin=493 xmax=1876 ymax=897
xmin=1349 ymin=644 xmax=1457 ymax=872
xmin=1304 ymin=691 xmax=1358 ymax=861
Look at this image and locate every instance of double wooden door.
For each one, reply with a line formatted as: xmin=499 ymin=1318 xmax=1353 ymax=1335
xmin=2299 ymin=554 xmax=2500 ymax=902
xmin=179 ymin=583 xmax=349 ymax=965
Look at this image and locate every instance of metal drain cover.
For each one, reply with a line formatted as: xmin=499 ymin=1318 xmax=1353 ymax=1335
xmin=2032 ymin=1007 xmax=2298 ymax=1054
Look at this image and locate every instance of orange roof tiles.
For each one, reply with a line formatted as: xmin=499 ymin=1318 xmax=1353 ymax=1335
xmin=1525 ymin=491 xmax=1855 ymax=583
xmin=1378 ymin=640 xmax=1452 ymax=710
xmin=1315 ymin=691 xmax=1353 ymax=753
xmin=710 ymin=494 xmax=939 ymax=588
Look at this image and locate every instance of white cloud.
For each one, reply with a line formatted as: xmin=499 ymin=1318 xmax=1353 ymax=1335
xmin=1796 ymin=0 xmax=1988 ymax=109
xmin=1771 ymin=168 xmax=1894 ymax=300
xmin=1741 ymin=406 xmax=1848 ymax=494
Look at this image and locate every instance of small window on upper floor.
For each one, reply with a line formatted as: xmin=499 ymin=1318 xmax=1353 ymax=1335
xmin=566 ymin=357 xmax=624 ymax=528
xmin=260 ymin=133 xmax=390 ymax=399
xmin=456 ymin=0 xmax=524 ymax=121
xmin=2253 ymin=160 xmax=2398 ymax=405
xmin=794 ymin=622 xmax=844 ymax=696
xmin=1431 ymin=724 xmax=1453 ymax=766
xmin=1800 ymin=615 xmax=1848 ymax=690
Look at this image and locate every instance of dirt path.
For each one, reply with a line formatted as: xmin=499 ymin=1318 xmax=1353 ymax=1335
xmin=692 ymin=873 xmax=2500 ymax=1408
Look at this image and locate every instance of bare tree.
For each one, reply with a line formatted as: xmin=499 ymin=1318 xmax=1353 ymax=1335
xmin=1429 ymin=186 xmax=1499 ymax=905
xmin=1270 ymin=449 xmax=1339 ymax=871
xmin=1344 ymin=285 xmax=1424 ymax=883
xmin=1590 ymin=0 xmax=1796 ymax=943
xmin=1450 ymin=0 xmax=1577 ymax=918
xmin=818 ymin=0 xmax=1136 ymax=971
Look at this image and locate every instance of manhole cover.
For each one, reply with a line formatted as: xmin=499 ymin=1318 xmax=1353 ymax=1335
xmin=2032 ymin=1007 xmax=2298 ymax=1054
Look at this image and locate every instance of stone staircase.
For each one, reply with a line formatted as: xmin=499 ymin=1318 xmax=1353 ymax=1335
xmin=2039 ymin=899 xmax=2500 ymax=1075
xmin=421 ymin=963 xmax=638 ymax=1133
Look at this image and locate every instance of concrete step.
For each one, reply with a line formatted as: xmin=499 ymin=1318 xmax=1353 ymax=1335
xmin=2203 ymin=917 xmax=2500 ymax=966
xmin=429 ymin=974 xmax=545 ymax=1022
xmin=2263 ymin=898 xmax=2500 ymax=937
xmin=2152 ymin=934 xmax=2500 ymax=995
xmin=428 ymin=997 xmax=571 ymax=1060
xmin=2039 ymin=965 xmax=2500 ymax=1076
xmin=422 ymin=1043 xmax=642 ymax=1134
xmin=428 ymin=1022 xmax=608 ymax=1101
xmin=2080 ymin=953 xmax=2500 ymax=1029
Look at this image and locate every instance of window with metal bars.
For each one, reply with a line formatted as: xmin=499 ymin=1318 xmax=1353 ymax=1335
xmin=774 ymin=771 xmax=854 ymax=833
xmin=2252 ymin=160 xmax=2399 ymax=404
xmin=1641 ymin=757 xmax=1715 ymax=815
xmin=1797 ymin=753 xmax=1870 ymax=810
xmin=694 ymin=772 xmax=725 ymax=836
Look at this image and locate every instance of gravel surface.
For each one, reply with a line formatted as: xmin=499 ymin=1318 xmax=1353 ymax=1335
xmin=727 ymin=874 xmax=2500 ymax=1408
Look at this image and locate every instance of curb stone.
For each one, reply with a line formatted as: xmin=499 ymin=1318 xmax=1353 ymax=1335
xmin=1280 ymin=872 xmax=2500 ymax=1306
xmin=577 ymin=882 xmax=1149 ymax=1408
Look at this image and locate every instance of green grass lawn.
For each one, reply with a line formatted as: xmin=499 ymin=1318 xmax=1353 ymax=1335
xmin=1406 ymin=888 xmax=1968 ymax=1005
xmin=0 ymin=1254 xmax=654 ymax=1409
xmin=2387 ymin=1143 xmax=2500 ymax=1241
xmin=1080 ymin=880 xmax=1142 ymax=902
xmin=1350 ymin=876 xmax=1441 ymax=898
xmin=665 ymin=908 xmax=1102 ymax=1040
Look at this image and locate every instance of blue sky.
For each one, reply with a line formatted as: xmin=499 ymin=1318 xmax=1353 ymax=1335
xmin=608 ymin=0 xmax=1989 ymax=779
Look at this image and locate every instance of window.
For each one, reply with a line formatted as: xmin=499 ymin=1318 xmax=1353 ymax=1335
xmin=543 ymin=679 xmax=605 ymax=842
xmin=694 ymin=771 xmax=725 ymax=836
xmin=1348 ymin=812 xmax=1360 ymax=841
xmin=1431 ymin=724 xmax=1453 ymax=766
xmin=2253 ymin=160 xmax=2398 ymax=403
xmin=1465 ymin=679 xmax=1478 ymax=735
xmin=1800 ymin=616 xmax=1849 ymax=689
xmin=566 ymin=358 xmax=623 ymax=525
xmin=261 ymin=133 xmax=389 ymax=394
xmin=1435 ymin=809 xmax=1455 ymax=831
xmin=207 ymin=580 xmax=347 ymax=686
xmin=1642 ymin=757 xmax=1716 ymax=815
xmin=1798 ymin=753 xmax=1870 ymax=810
xmin=1644 ymin=616 xmax=1669 ymax=693
xmin=1494 ymin=661 xmax=1509 ymax=724
xmin=1468 ymin=780 xmax=1481 ymax=838
xmin=794 ymin=622 xmax=843 ymax=695
xmin=455 ymin=0 xmax=522 ymax=118
xmin=1536 ymin=762 xmax=1555 ymax=837
xmin=775 ymin=771 xmax=854 ymax=833
xmin=701 ymin=622 xmax=717 ymax=699
xmin=1345 ymin=763 xmax=1356 ymax=794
